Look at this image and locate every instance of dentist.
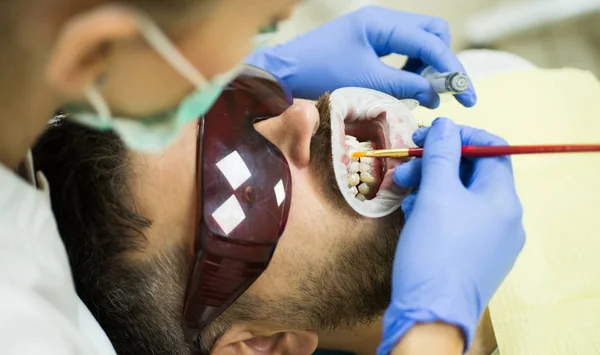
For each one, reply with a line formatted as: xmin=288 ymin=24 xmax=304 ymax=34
xmin=0 ymin=0 xmax=511 ymax=354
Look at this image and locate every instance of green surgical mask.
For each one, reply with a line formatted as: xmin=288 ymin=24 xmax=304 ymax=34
xmin=64 ymin=10 xmax=243 ymax=153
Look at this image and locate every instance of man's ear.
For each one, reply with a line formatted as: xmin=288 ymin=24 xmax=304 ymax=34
xmin=46 ymin=5 xmax=141 ymax=97
xmin=213 ymin=330 xmax=318 ymax=355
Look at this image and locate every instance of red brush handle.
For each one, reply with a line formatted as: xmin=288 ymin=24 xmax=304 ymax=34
xmin=407 ymin=144 xmax=600 ymax=158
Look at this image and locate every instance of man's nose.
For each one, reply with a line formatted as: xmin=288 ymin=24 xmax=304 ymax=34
xmin=255 ymin=99 xmax=319 ymax=167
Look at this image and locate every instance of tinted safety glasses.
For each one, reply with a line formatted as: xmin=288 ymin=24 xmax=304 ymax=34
xmin=182 ymin=65 xmax=294 ymax=348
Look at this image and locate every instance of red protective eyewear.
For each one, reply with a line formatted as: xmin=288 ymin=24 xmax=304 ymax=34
xmin=182 ymin=65 xmax=294 ymax=348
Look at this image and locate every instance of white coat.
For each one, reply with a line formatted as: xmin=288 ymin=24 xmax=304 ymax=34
xmin=0 ymin=154 xmax=117 ymax=355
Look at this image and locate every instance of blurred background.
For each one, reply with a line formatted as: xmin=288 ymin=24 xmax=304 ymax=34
xmin=272 ymin=0 xmax=600 ymax=76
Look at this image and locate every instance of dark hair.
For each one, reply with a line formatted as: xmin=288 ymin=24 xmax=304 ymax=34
xmin=33 ymin=119 xmax=149 ymax=288
xmin=32 ymin=119 xmax=197 ymax=354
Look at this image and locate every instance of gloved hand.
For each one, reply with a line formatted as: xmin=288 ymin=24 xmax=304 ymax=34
xmin=378 ymin=118 xmax=525 ymax=355
xmin=245 ymin=6 xmax=476 ymax=109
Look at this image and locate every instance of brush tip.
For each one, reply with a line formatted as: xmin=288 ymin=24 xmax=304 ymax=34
xmin=351 ymin=151 xmax=366 ymax=159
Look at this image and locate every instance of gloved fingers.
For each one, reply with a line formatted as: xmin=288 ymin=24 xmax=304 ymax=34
xmin=417 ymin=124 xmax=495 ymax=147
xmin=393 ymin=158 xmax=422 ymax=188
xmin=392 ymin=127 xmax=429 ymax=188
xmin=411 ymin=126 xmax=429 ymax=147
xmin=400 ymin=16 xmax=451 ymax=73
xmin=379 ymin=65 xmax=441 ymax=108
xmin=400 ymin=190 xmax=418 ymax=220
xmin=412 ymin=125 xmax=481 ymax=188
xmin=452 ymin=81 xmax=477 ymax=108
xmin=363 ymin=7 xmax=452 ymax=47
xmin=363 ymin=13 xmax=458 ymax=74
xmin=460 ymin=129 xmax=517 ymax=194
xmin=385 ymin=29 xmax=476 ymax=108
xmin=363 ymin=7 xmax=434 ymax=56
xmin=470 ymin=154 xmax=516 ymax=196
xmin=422 ymin=17 xmax=452 ymax=47
xmin=411 ymin=124 xmax=511 ymax=190
xmin=420 ymin=118 xmax=463 ymax=190
xmin=451 ymin=125 xmax=513 ymax=189
xmin=401 ymin=32 xmax=447 ymax=74
xmin=392 ymin=126 xmax=428 ymax=188
xmin=355 ymin=6 xmax=476 ymax=107
xmin=381 ymin=27 xmax=452 ymax=71
xmin=456 ymin=126 xmax=497 ymax=147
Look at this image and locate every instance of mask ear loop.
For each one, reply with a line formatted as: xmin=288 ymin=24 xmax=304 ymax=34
xmin=132 ymin=11 xmax=208 ymax=88
xmin=81 ymin=9 xmax=209 ymax=127
xmin=85 ymin=85 xmax=112 ymax=126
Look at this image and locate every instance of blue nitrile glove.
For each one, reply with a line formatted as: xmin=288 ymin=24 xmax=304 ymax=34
xmin=378 ymin=118 xmax=525 ymax=355
xmin=245 ymin=6 xmax=476 ymax=109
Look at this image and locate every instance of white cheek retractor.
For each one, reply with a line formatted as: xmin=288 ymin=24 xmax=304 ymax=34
xmin=329 ymin=87 xmax=419 ymax=218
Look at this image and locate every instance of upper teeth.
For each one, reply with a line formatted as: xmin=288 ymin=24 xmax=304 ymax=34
xmin=360 ymin=172 xmax=375 ymax=183
xmin=346 ymin=135 xmax=378 ymax=200
xmin=348 ymin=173 xmax=361 ymax=186
xmin=346 ymin=136 xmax=358 ymax=144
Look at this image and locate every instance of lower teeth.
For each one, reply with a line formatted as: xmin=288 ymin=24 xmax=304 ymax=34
xmin=348 ymin=173 xmax=361 ymax=186
xmin=358 ymin=183 xmax=369 ymax=195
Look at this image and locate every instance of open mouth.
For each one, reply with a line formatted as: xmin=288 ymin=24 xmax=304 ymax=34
xmin=330 ymin=88 xmax=420 ymax=218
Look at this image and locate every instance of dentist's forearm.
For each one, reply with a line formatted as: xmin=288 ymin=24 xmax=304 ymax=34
xmin=391 ymin=323 xmax=464 ymax=355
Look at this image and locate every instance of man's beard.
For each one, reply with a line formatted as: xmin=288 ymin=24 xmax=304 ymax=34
xmin=108 ymin=93 xmax=405 ymax=355
xmin=224 ymin=214 xmax=402 ymax=333
xmin=298 ymin=93 xmax=404 ymax=330
xmin=100 ymin=246 xmax=193 ymax=355
xmin=219 ymin=93 xmax=405 ymax=333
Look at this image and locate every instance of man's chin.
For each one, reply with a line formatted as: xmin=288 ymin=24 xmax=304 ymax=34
xmin=217 ymin=205 xmax=403 ymax=339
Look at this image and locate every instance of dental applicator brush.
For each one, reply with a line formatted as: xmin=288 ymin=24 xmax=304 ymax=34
xmin=351 ymin=144 xmax=600 ymax=159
